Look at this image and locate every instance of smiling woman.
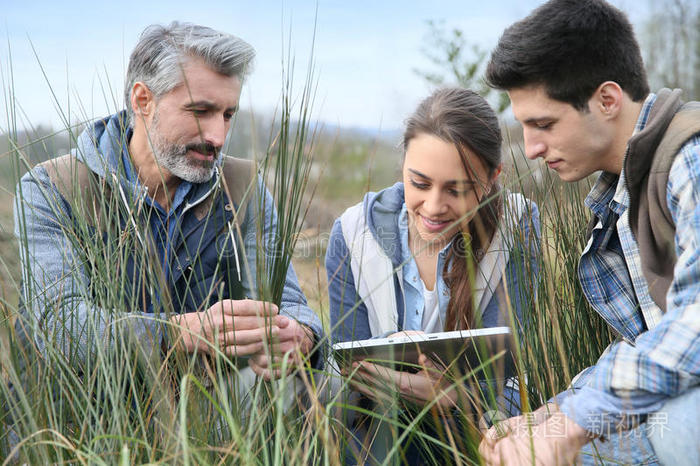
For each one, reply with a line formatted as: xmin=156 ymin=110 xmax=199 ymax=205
xmin=325 ymin=87 xmax=541 ymax=464
xmin=403 ymin=134 xmax=493 ymax=248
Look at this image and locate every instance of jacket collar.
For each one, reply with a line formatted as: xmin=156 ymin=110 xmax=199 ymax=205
xmin=363 ymin=182 xmax=405 ymax=265
xmin=624 ymin=88 xmax=683 ymax=193
xmin=75 ymin=111 xmax=224 ymax=210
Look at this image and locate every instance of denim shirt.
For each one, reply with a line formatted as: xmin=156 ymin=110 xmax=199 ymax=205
xmin=397 ymin=204 xmax=451 ymax=331
xmin=119 ymin=127 xmax=194 ymax=311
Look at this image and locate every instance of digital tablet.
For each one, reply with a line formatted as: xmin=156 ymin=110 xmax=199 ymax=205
xmin=332 ymin=327 xmax=513 ymax=375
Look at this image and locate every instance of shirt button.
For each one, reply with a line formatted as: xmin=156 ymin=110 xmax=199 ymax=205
xmin=412 ymin=277 xmax=417 ymax=282
xmin=224 ymin=204 xmax=233 ymax=211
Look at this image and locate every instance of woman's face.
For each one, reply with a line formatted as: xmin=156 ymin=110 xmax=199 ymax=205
xmin=403 ymin=133 xmax=497 ymax=248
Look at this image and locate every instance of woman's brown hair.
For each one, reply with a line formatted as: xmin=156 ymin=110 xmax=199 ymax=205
xmin=403 ymin=88 xmax=502 ymax=330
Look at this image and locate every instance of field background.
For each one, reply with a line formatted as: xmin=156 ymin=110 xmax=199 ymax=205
xmin=1 ymin=1 xmax=699 ymax=463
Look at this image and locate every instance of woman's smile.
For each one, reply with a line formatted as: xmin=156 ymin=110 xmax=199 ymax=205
xmin=419 ymin=214 xmax=452 ymax=233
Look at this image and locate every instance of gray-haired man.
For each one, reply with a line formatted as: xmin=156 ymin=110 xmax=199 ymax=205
xmin=15 ymin=22 xmax=323 ymax=396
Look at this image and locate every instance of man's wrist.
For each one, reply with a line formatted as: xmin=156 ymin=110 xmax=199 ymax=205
xmin=299 ymin=323 xmax=322 ymax=369
xmin=560 ymin=413 xmax=593 ymax=449
xmin=299 ymin=323 xmax=315 ymax=353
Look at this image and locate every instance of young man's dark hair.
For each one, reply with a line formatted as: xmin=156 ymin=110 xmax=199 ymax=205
xmin=486 ymin=0 xmax=649 ymax=110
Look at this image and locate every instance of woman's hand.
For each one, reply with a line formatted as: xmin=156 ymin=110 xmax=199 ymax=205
xmin=348 ymin=353 xmax=462 ymax=411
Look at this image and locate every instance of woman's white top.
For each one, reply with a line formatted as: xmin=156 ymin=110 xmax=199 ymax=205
xmin=420 ymin=279 xmax=443 ymax=334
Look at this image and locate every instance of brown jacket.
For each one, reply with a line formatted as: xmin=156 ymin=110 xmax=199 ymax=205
xmin=624 ymin=88 xmax=700 ymax=311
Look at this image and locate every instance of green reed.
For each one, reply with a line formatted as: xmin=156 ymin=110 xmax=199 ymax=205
xmin=0 ymin=35 xmax=614 ymax=466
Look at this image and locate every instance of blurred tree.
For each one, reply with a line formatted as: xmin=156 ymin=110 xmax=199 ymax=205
xmin=419 ymin=2 xmax=700 ymax=106
xmin=641 ymin=0 xmax=699 ymax=100
xmin=414 ymin=20 xmax=510 ymax=114
xmin=694 ymin=9 xmax=700 ymax=99
xmin=0 ymin=124 xmax=78 ymax=185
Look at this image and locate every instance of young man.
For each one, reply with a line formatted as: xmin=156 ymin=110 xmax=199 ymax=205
xmin=480 ymin=0 xmax=700 ymax=464
xmin=14 ymin=22 xmax=322 ymax=391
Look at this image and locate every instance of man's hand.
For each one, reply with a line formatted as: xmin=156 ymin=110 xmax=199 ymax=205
xmin=481 ymin=403 xmax=559 ymax=446
xmin=249 ymin=315 xmax=315 ymax=380
xmin=479 ymin=411 xmax=590 ymax=465
xmin=170 ymin=299 xmax=279 ymax=357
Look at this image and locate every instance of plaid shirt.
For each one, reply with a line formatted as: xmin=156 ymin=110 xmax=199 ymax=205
xmin=559 ymin=93 xmax=700 ymax=436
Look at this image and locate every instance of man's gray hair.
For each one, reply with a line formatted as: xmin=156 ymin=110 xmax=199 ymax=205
xmin=124 ymin=21 xmax=256 ymax=125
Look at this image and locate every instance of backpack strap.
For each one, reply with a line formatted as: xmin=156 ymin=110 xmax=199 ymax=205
xmin=40 ymin=154 xmax=111 ymax=229
xmin=220 ymin=155 xmax=257 ymax=228
xmin=42 ymin=154 xmax=257 ymax=233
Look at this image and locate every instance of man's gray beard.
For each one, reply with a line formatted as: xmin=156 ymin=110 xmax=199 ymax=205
xmin=150 ymin=114 xmax=219 ymax=184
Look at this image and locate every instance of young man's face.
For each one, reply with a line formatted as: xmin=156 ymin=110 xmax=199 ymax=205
xmin=147 ymin=58 xmax=242 ymax=183
xmin=509 ymin=85 xmax=615 ymax=182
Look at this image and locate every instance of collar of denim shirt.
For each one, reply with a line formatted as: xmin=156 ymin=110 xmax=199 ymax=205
xmin=397 ymin=203 xmax=452 ymax=330
xmin=120 ymin=126 xmax=194 ymax=215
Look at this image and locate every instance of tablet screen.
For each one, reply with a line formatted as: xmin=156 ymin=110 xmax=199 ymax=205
xmin=332 ymin=327 xmax=514 ymax=377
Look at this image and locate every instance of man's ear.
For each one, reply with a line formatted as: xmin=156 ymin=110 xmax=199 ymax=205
xmin=593 ymin=81 xmax=624 ymax=118
xmin=130 ymin=82 xmax=155 ymax=122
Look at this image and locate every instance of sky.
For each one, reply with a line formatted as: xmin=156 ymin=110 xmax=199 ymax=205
xmin=1 ymin=0 xmax=646 ymax=133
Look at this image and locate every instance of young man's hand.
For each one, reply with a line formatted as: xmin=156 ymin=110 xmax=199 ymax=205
xmin=479 ymin=411 xmax=590 ymax=465
xmin=480 ymin=403 xmax=559 ymax=442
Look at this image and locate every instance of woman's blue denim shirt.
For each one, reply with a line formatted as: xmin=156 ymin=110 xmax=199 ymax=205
xmin=397 ymin=204 xmax=451 ymax=331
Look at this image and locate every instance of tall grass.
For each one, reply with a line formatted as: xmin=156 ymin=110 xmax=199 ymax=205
xmin=0 ymin=30 xmax=341 ymax=464
xmin=320 ymin=140 xmax=613 ymax=464
xmin=502 ymin=144 xmax=613 ymax=408
xmin=0 ymin=42 xmax=614 ymax=466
